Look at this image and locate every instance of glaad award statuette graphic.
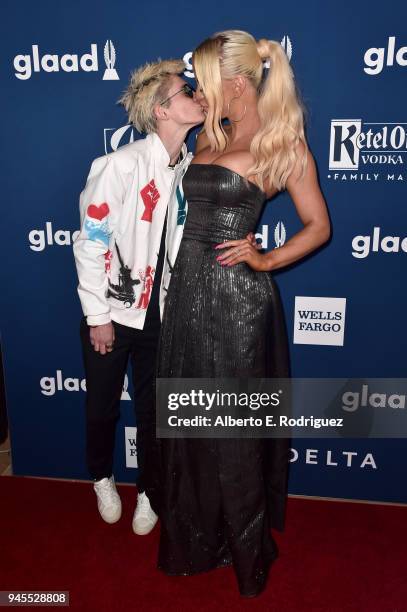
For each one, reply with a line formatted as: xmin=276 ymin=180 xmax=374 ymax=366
xmin=274 ymin=221 xmax=286 ymax=248
xmin=103 ymin=39 xmax=119 ymax=81
xmin=264 ymin=35 xmax=292 ymax=69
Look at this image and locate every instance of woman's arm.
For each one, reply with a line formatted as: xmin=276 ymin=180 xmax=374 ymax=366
xmin=215 ymin=144 xmax=331 ymax=271
xmin=263 ymin=143 xmax=331 ymax=271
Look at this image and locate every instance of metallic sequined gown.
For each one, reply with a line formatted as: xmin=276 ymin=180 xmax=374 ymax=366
xmin=149 ymin=164 xmax=290 ymax=597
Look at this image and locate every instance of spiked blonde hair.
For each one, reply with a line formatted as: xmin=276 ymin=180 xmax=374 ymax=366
xmin=193 ymin=30 xmax=307 ymax=192
xmin=119 ymin=59 xmax=186 ymax=134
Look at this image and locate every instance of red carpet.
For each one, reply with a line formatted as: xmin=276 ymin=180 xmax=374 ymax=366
xmin=0 ymin=476 xmax=406 ymax=611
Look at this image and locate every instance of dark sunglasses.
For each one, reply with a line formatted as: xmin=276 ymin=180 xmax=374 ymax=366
xmin=160 ymin=83 xmax=195 ymax=105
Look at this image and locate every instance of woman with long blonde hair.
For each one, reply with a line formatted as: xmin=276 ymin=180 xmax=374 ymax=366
xmin=148 ymin=30 xmax=330 ymax=597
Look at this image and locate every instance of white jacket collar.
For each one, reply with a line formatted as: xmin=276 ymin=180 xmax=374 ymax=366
xmin=147 ymin=132 xmax=188 ymax=168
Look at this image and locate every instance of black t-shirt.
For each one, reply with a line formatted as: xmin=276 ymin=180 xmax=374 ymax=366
xmin=144 ymin=208 xmax=167 ymax=327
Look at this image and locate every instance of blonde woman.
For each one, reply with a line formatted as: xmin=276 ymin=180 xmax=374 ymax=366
xmin=149 ymin=31 xmax=330 ymax=597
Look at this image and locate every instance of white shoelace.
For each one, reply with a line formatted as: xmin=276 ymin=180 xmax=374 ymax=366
xmin=96 ymin=479 xmax=118 ymax=505
xmin=136 ymin=493 xmax=151 ymax=518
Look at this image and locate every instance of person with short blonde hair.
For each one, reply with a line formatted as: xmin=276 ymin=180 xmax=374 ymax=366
xmin=73 ymin=58 xmax=204 ymax=535
xmin=119 ymin=59 xmax=186 ymax=134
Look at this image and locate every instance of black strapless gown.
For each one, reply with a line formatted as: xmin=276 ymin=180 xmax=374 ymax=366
xmin=148 ymin=164 xmax=291 ymax=597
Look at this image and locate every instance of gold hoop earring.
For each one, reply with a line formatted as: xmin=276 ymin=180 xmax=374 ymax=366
xmin=227 ymin=96 xmax=247 ymax=122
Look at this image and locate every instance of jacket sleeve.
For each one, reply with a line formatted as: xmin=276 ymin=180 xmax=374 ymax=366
xmin=73 ymin=154 xmax=126 ymax=326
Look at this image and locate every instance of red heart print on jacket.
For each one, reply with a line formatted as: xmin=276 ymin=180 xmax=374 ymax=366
xmin=87 ymin=203 xmax=110 ymax=221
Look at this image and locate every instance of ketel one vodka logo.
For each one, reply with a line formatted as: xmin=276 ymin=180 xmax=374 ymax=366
xmin=328 ymin=119 xmax=407 ymax=180
xmin=13 ymin=40 xmax=119 ymax=80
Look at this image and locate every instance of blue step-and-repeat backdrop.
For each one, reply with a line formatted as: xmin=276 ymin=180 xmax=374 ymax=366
xmin=1 ymin=0 xmax=406 ymax=502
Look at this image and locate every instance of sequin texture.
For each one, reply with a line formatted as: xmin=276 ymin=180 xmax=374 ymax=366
xmin=147 ymin=164 xmax=291 ymax=597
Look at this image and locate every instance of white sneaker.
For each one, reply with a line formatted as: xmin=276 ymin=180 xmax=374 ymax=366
xmin=93 ymin=476 xmax=122 ymax=524
xmin=132 ymin=491 xmax=158 ymax=535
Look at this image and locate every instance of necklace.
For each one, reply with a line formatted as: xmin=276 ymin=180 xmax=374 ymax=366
xmin=168 ymin=152 xmax=182 ymax=168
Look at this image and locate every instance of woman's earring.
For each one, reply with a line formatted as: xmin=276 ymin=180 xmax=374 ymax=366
xmin=227 ymin=96 xmax=247 ymax=122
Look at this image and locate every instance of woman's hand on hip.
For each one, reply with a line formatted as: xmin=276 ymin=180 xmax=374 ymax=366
xmin=214 ymin=237 xmax=269 ymax=272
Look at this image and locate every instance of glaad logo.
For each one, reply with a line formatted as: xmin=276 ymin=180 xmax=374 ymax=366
xmin=103 ymin=40 xmax=119 ymax=80
xmin=254 ymin=221 xmax=286 ymax=249
xmin=274 ymin=221 xmax=286 ymax=248
xmin=28 ymin=222 xmax=80 ymax=252
xmin=183 ymin=35 xmax=293 ymax=78
xmin=281 ymin=35 xmax=293 ymax=59
xmin=364 ymin=36 xmax=407 ymax=75
xmin=40 ymin=370 xmax=131 ymax=400
xmin=351 ymin=227 xmax=407 ymax=259
xmin=125 ymin=426 xmax=138 ymax=468
xmin=104 ymin=124 xmax=137 ymax=154
xmin=293 ymin=296 xmax=346 ymax=346
xmin=13 ymin=40 xmax=119 ymax=81
xmin=342 ymin=384 xmax=405 ymax=412
xmin=328 ymin=119 xmax=407 ymax=182
xmin=289 ymin=447 xmax=377 ymax=469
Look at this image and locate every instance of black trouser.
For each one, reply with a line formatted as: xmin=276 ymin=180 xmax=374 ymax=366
xmin=80 ymin=312 xmax=160 ymax=492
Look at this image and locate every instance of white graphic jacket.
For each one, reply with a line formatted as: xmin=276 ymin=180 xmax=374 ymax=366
xmin=73 ymin=132 xmax=192 ymax=329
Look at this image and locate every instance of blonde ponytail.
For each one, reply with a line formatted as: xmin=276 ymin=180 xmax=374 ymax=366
xmin=249 ymin=39 xmax=308 ymax=191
